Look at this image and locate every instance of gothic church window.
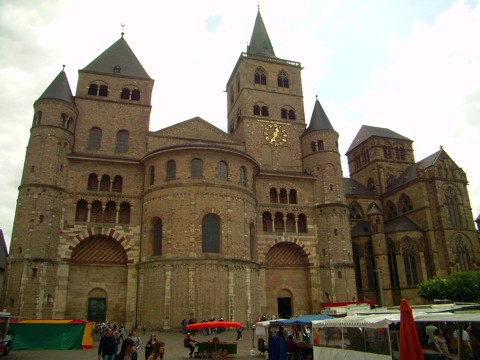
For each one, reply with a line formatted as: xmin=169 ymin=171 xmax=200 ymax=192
xmin=202 ymin=214 xmax=220 ymax=253
xmin=217 ymin=161 xmax=228 ymax=180
xmin=119 ymin=202 xmax=130 ymax=224
xmin=402 ymin=237 xmax=418 ymax=286
xmin=445 ymin=186 xmax=462 ymax=228
xmin=166 ymin=160 xmax=176 ymax=180
xmin=349 ymin=202 xmax=363 ymax=219
xmin=365 ymin=242 xmax=376 ymax=288
xmin=115 ymin=130 xmax=129 ymax=153
xmin=191 ymin=158 xmax=203 ymax=179
xmin=112 ymin=175 xmax=123 ymax=192
xmin=455 ymin=234 xmax=472 ymax=271
xmin=254 ymin=67 xmax=267 ymax=85
xmin=277 ymin=71 xmax=289 ymax=88
xmin=399 ymin=193 xmax=413 ymax=213
xmin=352 ymin=244 xmax=363 ymax=292
xmin=88 ymin=127 xmax=102 ymax=150
xmin=75 ymin=200 xmax=88 ymax=222
xmin=87 ymin=173 xmax=98 ymax=191
xmin=153 ymin=218 xmax=163 ymax=256
xmin=386 ymin=200 xmax=397 ymax=219
xmin=387 ymin=239 xmax=400 ymax=288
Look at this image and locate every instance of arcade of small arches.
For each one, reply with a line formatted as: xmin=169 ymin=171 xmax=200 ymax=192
xmin=87 ymin=82 xmax=141 ymax=101
xmin=262 ymin=212 xmax=307 ymax=233
xmin=87 ymin=173 xmax=123 ymax=193
xmin=32 ymin=110 xmax=75 ymax=130
xmin=75 ymin=200 xmax=131 ymax=224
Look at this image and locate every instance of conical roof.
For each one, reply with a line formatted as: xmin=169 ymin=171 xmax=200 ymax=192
xmin=302 ymin=98 xmax=334 ymax=135
xmin=35 ymin=69 xmax=76 ymax=107
xmin=82 ymin=36 xmax=151 ymax=79
xmin=247 ymin=9 xmax=275 ymax=57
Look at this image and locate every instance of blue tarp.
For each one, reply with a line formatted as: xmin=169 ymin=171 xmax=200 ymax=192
xmin=271 ymin=314 xmax=333 ymax=326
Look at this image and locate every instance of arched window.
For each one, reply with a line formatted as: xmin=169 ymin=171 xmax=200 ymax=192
xmin=112 ymin=175 xmax=123 ymax=192
xmin=349 ymin=202 xmax=363 ymax=219
xmin=288 ymin=109 xmax=296 ymax=120
xmin=352 ymin=244 xmax=363 ymax=292
xmin=387 ymin=239 xmax=400 ymax=288
xmin=277 ymin=71 xmax=289 ymax=88
xmin=289 ymin=189 xmax=297 ymax=204
xmin=119 ymin=202 xmax=130 ymax=224
xmin=75 ymin=200 xmax=88 ymax=222
xmin=90 ymin=201 xmax=103 ymax=223
xmin=120 ymin=88 xmax=130 ymax=99
xmin=262 ymin=212 xmax=272 ymax=232
xmin=253 ymin=105 xmax=260 ymax=116
xmin=87 ymin=173 xmax=98 ymax=191
xmin=274 ymin=212 xmax=284 ymax=232
xmin=261 ymin=106 xmax=269 ymax=116
xmin=317 ymin=140 xmax=324 ymax=151
xmin=298 ymin=214 xmax=307 ymax=233
xmin=191 ymin=158 xmax=203 ymax=179
xmin=386 ymin=200 xmax=397 ymax=220
xmin=115 ymin=130 xmax=129 ymax=152
xmin=445 ymin=187 xmax=462 ymax=227
xmin=239 ymin=166 xmax=247 ymax=186
xmin=281 ymin=108 xmax=288 ymax=119
xmin=104 ymin=201 xmax=116 ymax=223
xmin=100 ymin=174 xmax=110 ymax=192
xmin=153 ymin=218 xmax=163 ymax=256
xmin=59 ymin=113 xmax=68 ymax=127
xmin=455 ymin=234 xmax=472 ymax=271
xmin=399 ymin=194 xmax=413 ymax=213
xmin=166 ymin=160 xmax=176 ymax=180
xmin=202 ymin=214 xmax=220 ymax=253
xmin=88 ymin=127 xmax=102 ymax=150
xmin=286 ymin=213 xmax=295 ymax=232
xmin=217 ymin=161 xmax=228 ymax=180
xmin=88 ymin=83 xmax=98 ymax=96
xmin=386 ymin=175 xmax=396 ymax=188
xmin=311 ymin=142 xmax=317 ymax=152
xmin=99 ymin=85 xmax=108 ymax=97
xmin=279 ymin=188 xmax=288 ymax=204
xmin=254 ymin=67 xmax=266 ymax=85
xmin=269 ymin=188 xmax=278 ymax=203
xmin=131 ymin=89 xmax=140 ymax=101
xmin=365 ymin=242 xmax=376 ymax=288
xmin=149 ymin=166 xmax=155 ymax=185
xmin=402 ymin=238 xmax=418 ymax=286
xmin=33 ymin=111 xmax=42 ymax=126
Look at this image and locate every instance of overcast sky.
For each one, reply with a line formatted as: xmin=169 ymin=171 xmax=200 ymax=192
xmin=1 ymin=0 xmax=479 ymax=250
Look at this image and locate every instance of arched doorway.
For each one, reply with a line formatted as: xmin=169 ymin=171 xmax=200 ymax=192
xmin=88 ymin=288 xmax=107 ymax=322
xmin=277 ymin=289 xmax=293 ymax=319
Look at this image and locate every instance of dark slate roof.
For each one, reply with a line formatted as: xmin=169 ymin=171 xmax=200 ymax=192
xmin=302 ymin=98 xmax=334 ymax=136
xmin=247 ymin=9 xmax=276 ymax=58
xmin=35 ymin=70 xmax=76 ymax=107
xmin=82 ymin=36 xmax=151 ymax=79
xmin=347 ymin=125 xmax=412 ymax=153
xmin=384 ymin=215 xmax=423 ymax=233
xmin=388 ymin=149 xmax=443 ymax=191
xmin=351 ymin=221 xmax=372 ymax=238
xmin=343 ymin=178 xmax=376 ymax=196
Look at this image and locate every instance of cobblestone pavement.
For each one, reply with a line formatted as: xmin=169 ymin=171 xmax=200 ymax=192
xmin=6 ymin=329 xmax=263 ymax=360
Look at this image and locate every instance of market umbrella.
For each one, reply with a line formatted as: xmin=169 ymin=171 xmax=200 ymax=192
xmin=399 ymin=298 xmax=424 ymax=360
xmin=186 ymin=321 xmax=242 ymax=356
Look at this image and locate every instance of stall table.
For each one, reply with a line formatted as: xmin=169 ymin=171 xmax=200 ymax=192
xmin=197 ymin=342 xmax=237 ymax=357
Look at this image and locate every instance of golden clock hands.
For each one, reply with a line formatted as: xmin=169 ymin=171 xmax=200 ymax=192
xmin=271 ymin=128 xmax=279 ymax=142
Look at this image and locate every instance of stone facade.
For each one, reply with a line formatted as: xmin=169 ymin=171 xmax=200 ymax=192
xmin=2 ymin=9 xmax=479 ymax=329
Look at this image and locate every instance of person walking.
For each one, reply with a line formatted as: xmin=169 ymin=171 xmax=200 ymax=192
xmin=98 ymin=327 xmax=118 ymax=360
xmin=145 ymin=334 xmax=157 ymax=360
xmin=115 ymin=338 xmax=135 ymax=360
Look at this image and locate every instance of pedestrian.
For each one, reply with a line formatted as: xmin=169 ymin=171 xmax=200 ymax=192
xmin=115 ymin=338 xmax=135 ymax=360
xmin=118 ymin=325 xmax=125 ymax=344
xmin=98 ymin=327 xmax=118 ymax=360
xmin=184 ymin=333 xmax=197 ymax=358
xmin=128 ymin=329 xmax=141 ymax=360
xmin=143 ymin=325 xmax=147 ymax=336
xmin=236 ymin=327 xmax=243 ymax=340
xmin=151 ymin=340 xmax=166 ymax=360
xmin=145 ymin=334 xmax=157 ymax=360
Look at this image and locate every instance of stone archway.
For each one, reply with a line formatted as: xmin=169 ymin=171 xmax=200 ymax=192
xmin=264 ymin=242 xmax=311 ymax=317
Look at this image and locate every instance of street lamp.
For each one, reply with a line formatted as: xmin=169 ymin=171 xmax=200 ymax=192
xmin=374 ymin=269 xmax=384 ymax=307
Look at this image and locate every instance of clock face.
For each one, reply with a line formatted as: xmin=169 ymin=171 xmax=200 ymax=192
xmin=263 ymin=123 xmax=287 ymax=146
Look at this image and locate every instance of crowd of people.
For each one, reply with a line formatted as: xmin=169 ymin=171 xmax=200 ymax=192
xmin=96 ymin=322 xmax=165 ymax=360
xmin=425 ymin=321 xmax=480 ymax=359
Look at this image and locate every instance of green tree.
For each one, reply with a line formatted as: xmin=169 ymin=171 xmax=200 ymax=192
xmin=417 ymin=271 xmax=480 ymax=302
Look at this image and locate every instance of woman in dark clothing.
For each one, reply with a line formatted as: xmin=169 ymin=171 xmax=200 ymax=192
xmin=145 ymin=334 xmax=157 ymax=360
xmin=115 ymin=338 xmax=135 ymax=360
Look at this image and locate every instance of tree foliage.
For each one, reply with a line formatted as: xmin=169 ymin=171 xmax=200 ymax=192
xmin=417 ymin=271 xmax=480 ymax=302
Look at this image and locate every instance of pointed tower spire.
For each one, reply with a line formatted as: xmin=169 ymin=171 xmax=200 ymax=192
xmin=303 ymin=96 xmax=334 ymax=135
xmin=247 ymin=8 xmax=276 ymax=57
xmin=82 ymin=36 xmax=151 ymax=79
xmin=35 ymin=68 xmax=76 ymax=107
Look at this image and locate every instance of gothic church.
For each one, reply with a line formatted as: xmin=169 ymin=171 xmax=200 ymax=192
xmin=2 ymin=9 xmax=479 ymax=329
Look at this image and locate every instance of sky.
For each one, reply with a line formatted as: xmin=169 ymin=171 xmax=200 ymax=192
xmin=0 ymin=0 xmax=479 ymax=250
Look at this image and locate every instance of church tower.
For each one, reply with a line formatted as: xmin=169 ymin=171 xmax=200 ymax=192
xmin=5 ymin=69 xmax=77 ymax=318
xmin=226 ymin=9 xmax=306 ymax=172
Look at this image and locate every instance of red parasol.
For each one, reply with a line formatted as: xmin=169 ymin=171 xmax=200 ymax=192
xmin=399 ymin=298 xmax=424 ymax=360
xmin=186 ymin=321 xmax=242 ymax=330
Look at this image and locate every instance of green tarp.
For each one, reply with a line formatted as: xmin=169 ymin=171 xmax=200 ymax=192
xmin=10 ymin=322 xmax=86 ymax=350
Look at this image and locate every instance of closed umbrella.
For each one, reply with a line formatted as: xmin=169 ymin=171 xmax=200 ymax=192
xmin=399 ymin=298 xmax=424 ymax=360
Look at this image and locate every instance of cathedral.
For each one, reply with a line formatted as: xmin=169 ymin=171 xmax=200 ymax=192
xmin=2 ymin=9 xmax=479 ymax=329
